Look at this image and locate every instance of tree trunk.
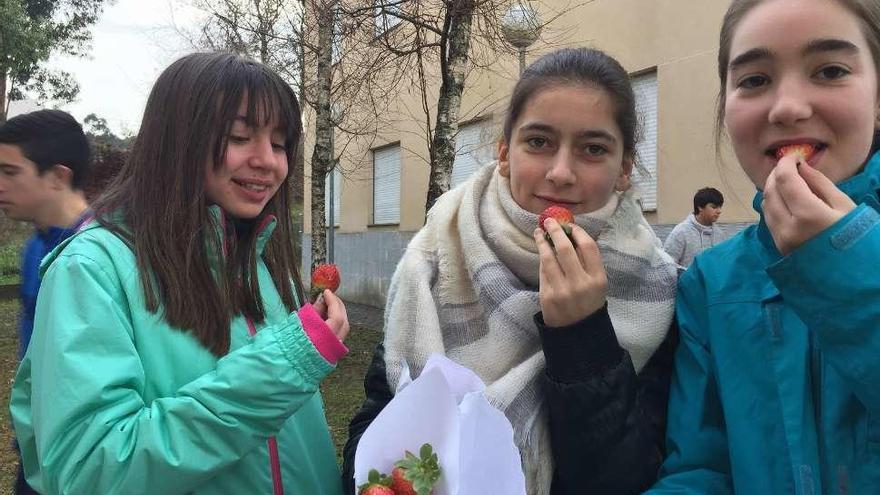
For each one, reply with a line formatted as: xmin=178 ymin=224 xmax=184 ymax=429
xmin=424 ymin=0 xmax=474 ymax=214
xmin=293 ymin=4 xmax=306 ymax=206
xmin=309 ymin=4 xmax=334 ymax=271
xmin=0 ymin=67 xmax=7 ymax=123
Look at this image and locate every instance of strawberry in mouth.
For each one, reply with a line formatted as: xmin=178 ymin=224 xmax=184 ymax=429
xmin=771 ymin=143 xmax=825 ymax=162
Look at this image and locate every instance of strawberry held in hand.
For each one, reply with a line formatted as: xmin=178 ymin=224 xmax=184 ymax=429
xmin=390 ymin=443 xmax=442 ymax=495
xmin=775 ymin=143 xmax=818 ymax=162
xmin=539 ymin=205 xmax=575 ymax=244
xmin=310 ymin=263 xmax=340 ymax=302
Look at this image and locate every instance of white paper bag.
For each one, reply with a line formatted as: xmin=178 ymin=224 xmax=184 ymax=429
xmin=353 ymin=354 xmax=526 ymax=494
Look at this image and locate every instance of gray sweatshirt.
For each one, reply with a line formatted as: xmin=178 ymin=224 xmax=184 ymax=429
xmin=663 ymin=213 xmax=725 ymax=268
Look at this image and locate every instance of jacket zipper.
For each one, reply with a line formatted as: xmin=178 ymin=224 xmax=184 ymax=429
xmin=247 ymin=317 xmax=284 ymax=495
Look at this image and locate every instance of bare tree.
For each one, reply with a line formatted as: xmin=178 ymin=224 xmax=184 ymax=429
xmin=188 ymin=0 xmax=405 ymax=270
xmin=334 ymin=0 xmax=577 ymax=215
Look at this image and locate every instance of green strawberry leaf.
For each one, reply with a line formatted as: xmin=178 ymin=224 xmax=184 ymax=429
xmin=392 ymin=444 xmax=442 ymax=495
xmin=419 ymin=443 xmax=433 ymax=459
xmin=357 ymin=469 xmax=391 ymax=492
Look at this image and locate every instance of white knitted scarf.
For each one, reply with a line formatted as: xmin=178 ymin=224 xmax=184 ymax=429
xmin=382 ymin=164 xmax=677 ymax=494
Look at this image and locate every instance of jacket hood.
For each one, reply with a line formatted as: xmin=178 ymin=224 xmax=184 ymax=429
xmin=686 ymin=213 xmax=717 ymax=234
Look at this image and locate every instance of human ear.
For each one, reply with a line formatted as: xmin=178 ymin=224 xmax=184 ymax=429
xmin=875 ymin=81 xmax=880 ymax=128
xmin=48 ymin=164 xmax=74 ymax=190
xmin=497 ymin=139 xmax=511 ymax=178
xmin=615 ymin=156 xmax=634 ymax=192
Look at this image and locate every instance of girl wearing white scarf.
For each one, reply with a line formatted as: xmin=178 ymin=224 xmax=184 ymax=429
xmin=343 ymin=48 xmax=678 ymax=495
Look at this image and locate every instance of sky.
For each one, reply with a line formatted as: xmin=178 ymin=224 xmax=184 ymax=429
xmin=43 ymin=0 xmax=207 ymax=135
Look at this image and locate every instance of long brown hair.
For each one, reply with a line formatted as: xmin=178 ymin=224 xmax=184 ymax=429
xmin=92 ymin=52 xmax=304 ymax=356
xmin=715 ymin=0 xmax=880 ymax=153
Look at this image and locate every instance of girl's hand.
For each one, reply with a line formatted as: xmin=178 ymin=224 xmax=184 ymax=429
xmin=534 ymin=218 xmax=607 ymax=327
xmin=763 ymin=155 xmax=856 ymax=255
xmin=313 ymin=289 xmax=350 ymax=342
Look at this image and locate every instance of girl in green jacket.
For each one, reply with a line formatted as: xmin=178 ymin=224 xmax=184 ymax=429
xmin=649 ymin=0 xmax=880 ymax=493
xmin=10 ymin=52 xmax=350 ymax=495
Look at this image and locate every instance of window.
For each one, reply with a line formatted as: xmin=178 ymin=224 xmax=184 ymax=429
xmin=374 ymin=0 xmax=402 ymax=35
xmin=332 ymin=8 xmax=342 ymax=64
xmin=373 ymin=145 xmax=401 ymax=224
xmin=325 ymin=168 xmax=341 ymax=226
xmin=632 ymin=71 xmax=658 ymax=211
xmin=451 ymin=119 xmax=495 ymax=188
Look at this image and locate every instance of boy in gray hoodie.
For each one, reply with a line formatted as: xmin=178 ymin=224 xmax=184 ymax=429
xmin=663 ymin=187 xmax=725 ymax=269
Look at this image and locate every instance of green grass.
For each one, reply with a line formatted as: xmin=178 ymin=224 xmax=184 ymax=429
xmin=0 ymin=299 xmax=20 ymax=493
xmin=321 ymin=324 xmax=383 ymax=462
xmin=0 ymin=239 xmax=24 ymax=286
xmin=0 ymin=298 xmax=382 ymax=493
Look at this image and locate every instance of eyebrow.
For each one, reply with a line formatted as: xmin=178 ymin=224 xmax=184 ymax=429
xmin=803 ymin=38 xmax=859 ymax=56
xmin=518 ymin=123 xmax=617 ymax=143
xmin=578 ymin=129 xmax=617 ymax=143
xmin=729 ymin=38 xmax=860 ymax=70
xmin=729 ymin=47 xmax=772 ymax=70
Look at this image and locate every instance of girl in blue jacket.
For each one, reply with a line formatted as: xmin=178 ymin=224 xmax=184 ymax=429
xmin=649 ymin=0 xmax=880 ymax=493
xmin=11 ymin=53 xmax=350 ymax=494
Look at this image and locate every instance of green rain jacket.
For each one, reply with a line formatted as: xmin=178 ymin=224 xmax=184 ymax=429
xmin=10 ymin=209 xmax=344 ymax=495
xmin=648 ymin=151 xmax=880 ymax=494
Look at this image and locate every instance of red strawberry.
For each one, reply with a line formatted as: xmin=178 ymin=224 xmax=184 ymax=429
xmin=539 ymin=205 xmax=574 ymax=236
xmin=390 ymin=467 xmax=417 ymax=495
xmin=358 ymin=469 xmax=394 ymax=495
xmin=775 ymin=143 xmax=817 ymax=162
xmin=360 ymin=485 xmax=394 ymax=495
xmin=391 ymin=444 xmax=442 ymax=495
xmin=539 ymin=205 xmax=575 ymax=245
xmin=310 ymin=263 xmax=341 ymax=302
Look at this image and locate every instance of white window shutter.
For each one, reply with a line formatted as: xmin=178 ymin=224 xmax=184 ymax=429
xmin=452 ymin=120 xmax=494 ymax=188
xmin=373 ymin=145 xmax=401 ymax=224
xmin=374 ymin=0 xmax=402 ymax=35
xmin=632 ymin=72 xmax=658 ymax=211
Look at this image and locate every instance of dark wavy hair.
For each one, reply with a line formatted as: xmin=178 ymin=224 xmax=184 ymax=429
xmin=92 ymin=52 xmax=304 ymax=356
xmin=693 ymin=187 xmax=724 ymax=214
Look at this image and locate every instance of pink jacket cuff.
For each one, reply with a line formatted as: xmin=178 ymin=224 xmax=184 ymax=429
xmin=298 ymin=303 xmax=348 ymax=365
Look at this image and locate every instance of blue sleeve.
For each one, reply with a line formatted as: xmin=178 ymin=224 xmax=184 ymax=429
xmin=646 ymin=263 xmax=733 ymax=494
xmin=767 ymin=203 xmax=880 ymax=412
xmin=18 ymin=234 xmax=42 ymax=359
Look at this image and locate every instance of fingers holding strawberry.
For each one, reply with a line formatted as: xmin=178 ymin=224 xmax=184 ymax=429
xmin=310 ymin=263 xmax=341 ymax=303
xmin=534 ymin=217 xmax=607 ymax=328
xmin=763 ymin=147 xmax=855 ymax=255
xmin=308 ymin=263 xmax=349 ymax=342
xmin=538 ymin=205 xmax=575 ymax=246
xmin=317 ymin=289 xmax=350 ymax=343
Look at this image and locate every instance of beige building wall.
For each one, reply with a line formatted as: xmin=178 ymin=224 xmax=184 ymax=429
xmin=303 ymin=0 xmax=759 ymax=238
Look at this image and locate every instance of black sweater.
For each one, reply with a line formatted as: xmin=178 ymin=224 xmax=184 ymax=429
xmin=341 ymin=304 xmax=678 ymax=494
